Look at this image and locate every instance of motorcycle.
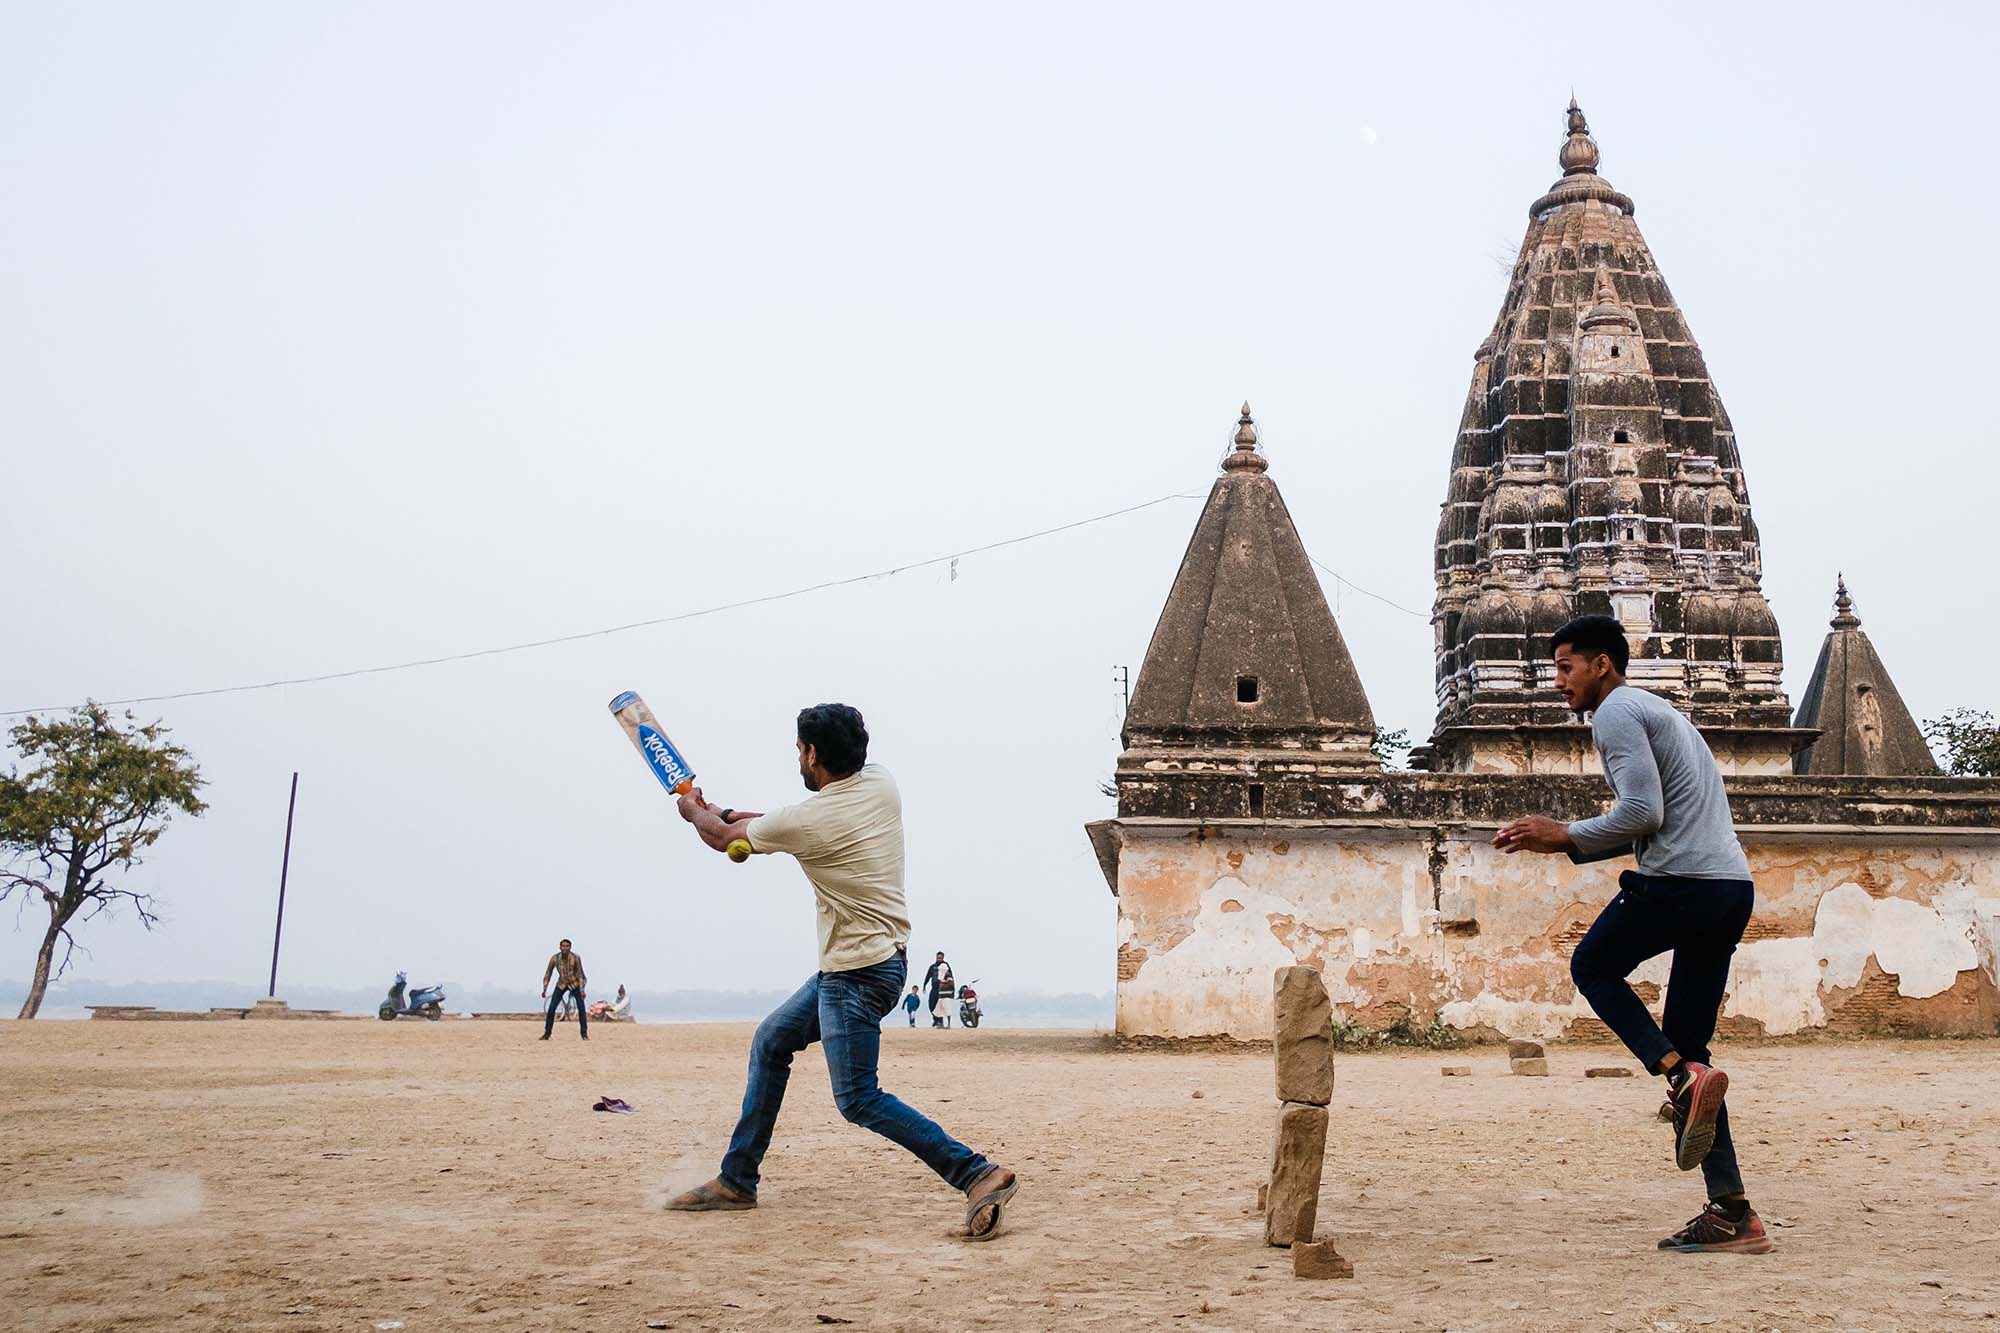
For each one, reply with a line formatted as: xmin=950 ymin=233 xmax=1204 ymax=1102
xmin=378 ymin=971 xmax=446 ymax=1021
xmin=958 ymin=981 xmax=981 ymax=1029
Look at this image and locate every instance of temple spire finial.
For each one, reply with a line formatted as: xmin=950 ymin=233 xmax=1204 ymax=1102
xmin=1560 ymin=97 xmax=1601 ymax=176
xmin=1529 ymin=95 xmax=1632 ymax=218
xmin=1831 ymin=572 xmax=1860 ymax=629
xmin=1223 ymin=401 xmax=1268 ymax=473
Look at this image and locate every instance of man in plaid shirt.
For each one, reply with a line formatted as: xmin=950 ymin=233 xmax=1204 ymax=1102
xmin=540 ymin=938 xmax=588 ymax=1041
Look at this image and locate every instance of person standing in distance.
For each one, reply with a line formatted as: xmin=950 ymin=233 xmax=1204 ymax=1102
xmin=663 ymin=703 xmax=1018 ymax=1240
xmin=904 ymin=986 xmax=922 ymax=1027
xmin=924 ymin=952 xmax=955 ymax=1029
xmin=1493 ymin=615 xmax=1771 ymax=1256
xmin=540 ymin=938 xmax=588 ymax=1042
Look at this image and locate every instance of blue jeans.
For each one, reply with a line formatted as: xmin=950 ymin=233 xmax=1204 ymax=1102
xmin=719 ymin=951 xmax=990 ymax=1198
xmin=1570 ymin=870 xmax=1754 ymax=1200
xmin=544 ymin=986 xmax=586 ymax=1038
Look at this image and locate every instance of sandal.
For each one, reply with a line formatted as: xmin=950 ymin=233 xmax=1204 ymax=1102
xmin=961 ymin=1168 xmax=1018 ymax=1241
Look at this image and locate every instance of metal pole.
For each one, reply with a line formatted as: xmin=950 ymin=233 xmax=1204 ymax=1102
xmin=268 ymin=772 xmax=298 ymax=999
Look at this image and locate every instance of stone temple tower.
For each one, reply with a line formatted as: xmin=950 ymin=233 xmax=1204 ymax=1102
xmin=1423 ymin=100 xmax=1809 ymax=775
xmin=1122 ymin=404 xmax=1378 ymax=785
xmin=1791 ymin=577 xmax=1939 ymax=777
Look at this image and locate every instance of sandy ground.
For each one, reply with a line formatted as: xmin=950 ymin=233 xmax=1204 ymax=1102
xmin=2 ymin=1022 xmax=1997 ymax=1332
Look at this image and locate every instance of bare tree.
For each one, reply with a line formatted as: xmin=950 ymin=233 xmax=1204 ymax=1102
xmin=2 ymin=703 xmax=205 ymax=1018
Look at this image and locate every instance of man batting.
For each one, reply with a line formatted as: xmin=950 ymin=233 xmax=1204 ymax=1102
xmin=662 ymin=703 xmax=1019 ymax=1240
xmin=1493 ymin=615 xmax=1771 ymax=1255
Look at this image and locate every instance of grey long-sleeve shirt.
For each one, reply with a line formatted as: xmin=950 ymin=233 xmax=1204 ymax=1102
xmin=1567 ymin=684 xmax=1751 ymax=880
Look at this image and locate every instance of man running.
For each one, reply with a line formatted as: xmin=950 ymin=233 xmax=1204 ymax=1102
xmin=663 ymin=703 xmax=1018 ymax=1239
xmin=540 ymin=938 xmax=588 ymax=1042
xmin=1493 ymin=615 xmax=1771 ymax=1256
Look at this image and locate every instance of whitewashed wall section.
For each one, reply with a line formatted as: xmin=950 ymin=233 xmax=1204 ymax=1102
xmin=1113 ymin=827 xmax=2000 ymax=1041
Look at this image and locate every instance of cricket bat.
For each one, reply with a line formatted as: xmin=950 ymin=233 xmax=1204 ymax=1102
xmin=608 ymin=690 xmax=752 ymax=862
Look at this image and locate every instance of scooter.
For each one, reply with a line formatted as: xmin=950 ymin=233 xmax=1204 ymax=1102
xmin=379 ymin=971 xmax=446 ymax=1021
xmin=958 ymin=981 xmax=981 ymax=1030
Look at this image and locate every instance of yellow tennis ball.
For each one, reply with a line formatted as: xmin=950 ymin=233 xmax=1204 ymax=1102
xmin=726 ymin=839 xmax=751 ymax=863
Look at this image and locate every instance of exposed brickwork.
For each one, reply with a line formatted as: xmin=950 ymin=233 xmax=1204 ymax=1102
xmin=1822 ymin=959 xmax=1999 ymax=1036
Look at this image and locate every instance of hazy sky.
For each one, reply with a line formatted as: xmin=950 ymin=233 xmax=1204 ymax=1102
xmin=5 ymin=3 xmax=1996 ymax=1000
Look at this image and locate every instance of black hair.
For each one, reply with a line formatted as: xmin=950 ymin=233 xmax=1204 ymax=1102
xmin=1549 ymin=614 xmax=1630 ymax=672
xmin=797 ymin=703 xmax=869 ymax=777
xmin=560 ymin=938 xmax=571 ymax=946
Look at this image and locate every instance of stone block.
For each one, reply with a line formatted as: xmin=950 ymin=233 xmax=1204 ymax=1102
xmin=1272 ymin=967 xmax=1334 ymax=1105
xmin=1256 ymin=1183 xmax=1267 ymax=1213
xmin=1506 ymin=1038 xmax=1545 ymax=1060
xmin=1585 ymin=1066 xmax=1634 ymax=1078
xmin=1511 ymin=1057 xmax=1549 ymax=1077
xmin=1264 ymin=1102 xmax=1327 ymax=1247
xmin=1440 ymin=1065 xmax=1472 ymax=1077
xmin=1293 ymin=1238 xmax=1353 ymax=1280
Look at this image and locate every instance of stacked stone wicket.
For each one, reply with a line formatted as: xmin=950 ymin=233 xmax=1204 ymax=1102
xmin=1266 ymin=965 xmax=1351 ymax=1279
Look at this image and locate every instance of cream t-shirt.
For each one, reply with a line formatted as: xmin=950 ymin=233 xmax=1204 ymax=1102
xmin=745 ymin=764 xmax=911 ymax=973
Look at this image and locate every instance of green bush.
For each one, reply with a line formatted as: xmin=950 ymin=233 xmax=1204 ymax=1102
xmin=1330 ymin=1006 xmax=1467 ymax=1050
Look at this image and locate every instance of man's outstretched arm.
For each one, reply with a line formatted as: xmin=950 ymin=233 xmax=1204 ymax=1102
xmin=676 ymin=788 xmax=761 ymax=854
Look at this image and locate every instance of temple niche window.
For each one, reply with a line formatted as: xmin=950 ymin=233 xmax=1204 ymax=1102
xmin=1236 ymin=676 xmax=1259 ymax=704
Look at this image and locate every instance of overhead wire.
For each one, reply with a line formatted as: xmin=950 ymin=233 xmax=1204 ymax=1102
xmin=3 ymin=492 xmax=1198 ymax=717
xmin=5 ymin=492 xmax=1428 ymax=718
xmin=1309 ymin=558 xmax=1428 ymax=620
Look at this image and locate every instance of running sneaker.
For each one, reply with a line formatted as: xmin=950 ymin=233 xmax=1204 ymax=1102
xmin=1657 ymin=1202 xmax=1772 ymax=1254
xmin=1668 ymin=1062 xmax=1728 ymax=1171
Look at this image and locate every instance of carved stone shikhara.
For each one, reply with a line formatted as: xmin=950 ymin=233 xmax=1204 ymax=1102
xmin=1426 ymin=99 xmax=1804 ymax=778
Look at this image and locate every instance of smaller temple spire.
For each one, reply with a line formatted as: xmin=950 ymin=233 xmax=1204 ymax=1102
xmin=1124 ymin=401 xmax=1374 ymax=764
xmin=1830 ymin=572 xmax=1860 ymax=629
xmin=1793 ymin=573 xmax=1938 ymax=776
xmin=1222 ymin=401 xmax=1268 ymax=473
xmin=1578 ymin=266 xmax=1638 ymax=332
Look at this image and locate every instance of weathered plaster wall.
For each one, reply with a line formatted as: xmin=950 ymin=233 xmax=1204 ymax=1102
xmin=1113 ymin=825 xmax=2000 ymax=1043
